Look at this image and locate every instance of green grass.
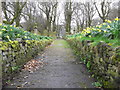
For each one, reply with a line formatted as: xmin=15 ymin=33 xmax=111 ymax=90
xmin=53 ymin=39 xmax=70 ymax=48
xmin=76 ymin=36 xmax=120 ymax=47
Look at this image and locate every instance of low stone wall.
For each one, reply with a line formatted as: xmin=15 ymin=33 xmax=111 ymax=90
xmin=67 ymin=38 xmax=120 ymax=88
xmin=0 ymin=39 xmax=53 ymax=85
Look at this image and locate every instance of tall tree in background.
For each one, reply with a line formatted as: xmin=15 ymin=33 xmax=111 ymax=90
xmin=2 ymin=1 xmax=26 ymax=26
xmin=94 ymin=0 xmax=111 ymax=22
xmin=107 ymin=2 xmax=118 ymax=20
xmin=84 ymin=2 xmax=96 ymax=27
xmin=0 ymin=0 xmax=2 ymax=24
xmin=73 ymin=1 xmax=95 ymax=32
xmin=118 ymin=1 xmax=120 ymax=19
xmin=64 ymin=1 xmax=75 ymax=33
xmin=38 ymin=1 xmax=58 ymax=36
xmin=18 ymin=1 xmax=47 ymax=34
xmin=14 ymin=1 xmax=26 ymax=27
xmin=73 ymin=2 xmax=85 ymax=32
xmin=52 ymin=2 xmax=58 ymax=32
xmin=22 ymin=1 xmax=38 ymax=31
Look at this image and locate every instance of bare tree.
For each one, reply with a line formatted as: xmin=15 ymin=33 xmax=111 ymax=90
xmin=2 ymin=1 xmax=26 ymax=26
xmin=38 ymin=1 xmax=58 ymax=36
xmin=64 ymin=1 xmax=76 ymax=33
xmin=118 ymin=1 xmax=120 ymax=19
xmin=14 ymin=1 xmax=27 ymax=27
xmin=83 ymin=2 xmax=96 ymax=27
xmin=0 ymin=0 xmax=2 ymax=24
xmin=108 ymin=2 xmax=119 ymax=20
xmin=94 ymin=0 xmax=111 ymax=22
xmin=73 ymin=2 xmax=85 ymax=32
xmin=22 ymin=1 xmax=37 ymax=31
xmin=73 ymin=1 xmax=95 ymax=32
xmin=109 ymin=8 xmax=118 ymax=20
xmin=21 ymin=1 xmax=47 ymax=34
xmin=52 ymin=2 xmax=58 ymax=32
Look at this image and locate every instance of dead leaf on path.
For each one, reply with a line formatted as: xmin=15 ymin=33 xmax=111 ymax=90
xmin=24 ymin=76 xmax=28 ymax=79
xmin=44 ymin=62 xmax=48 ymax=65
xmin=29 ymin=71 xmax=33 ymax=73
xmin=22 ymin=59 xmax=44 ymax=73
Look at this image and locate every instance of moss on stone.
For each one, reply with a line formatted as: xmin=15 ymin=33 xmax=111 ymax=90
xmin=67 ymin=38 xmax=120 ymax=88
xmin=1 ymin=39 xmax=53 ymax=85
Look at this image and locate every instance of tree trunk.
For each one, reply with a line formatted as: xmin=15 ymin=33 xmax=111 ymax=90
xmin=118 ymin=1 xmax=120 ymax=19
xmin=102 ymin=17 xmax=106 ymax=22
xmin=0 ymin=0 xmax=2 ymax=24
xmin=14 ymin=2 xmax=21 ymax=27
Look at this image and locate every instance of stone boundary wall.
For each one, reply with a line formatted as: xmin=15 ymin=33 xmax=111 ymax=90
xmin=67 ymin=38 xmax=120 ymax=88
xmin=0 ymin=39 xmax=53 ymax=85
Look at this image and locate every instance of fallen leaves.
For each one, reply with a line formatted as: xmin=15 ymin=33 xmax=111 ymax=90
xmin=22 ymin=59 xmax=44 ymax=73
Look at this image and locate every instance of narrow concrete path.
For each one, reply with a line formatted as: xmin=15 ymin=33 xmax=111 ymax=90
xmin=4 ymin=39 xmax=95 ymax=88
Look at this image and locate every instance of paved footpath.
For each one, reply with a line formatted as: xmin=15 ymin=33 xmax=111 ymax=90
xmin=4 ymin=39 xmax=95 ymax=88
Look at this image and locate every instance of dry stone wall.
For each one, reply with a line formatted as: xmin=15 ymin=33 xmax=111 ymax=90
xmin=0 ymin=39 xmax=52 ymax=85
xmin=67 ymin=38 xmax=120 ymax=88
